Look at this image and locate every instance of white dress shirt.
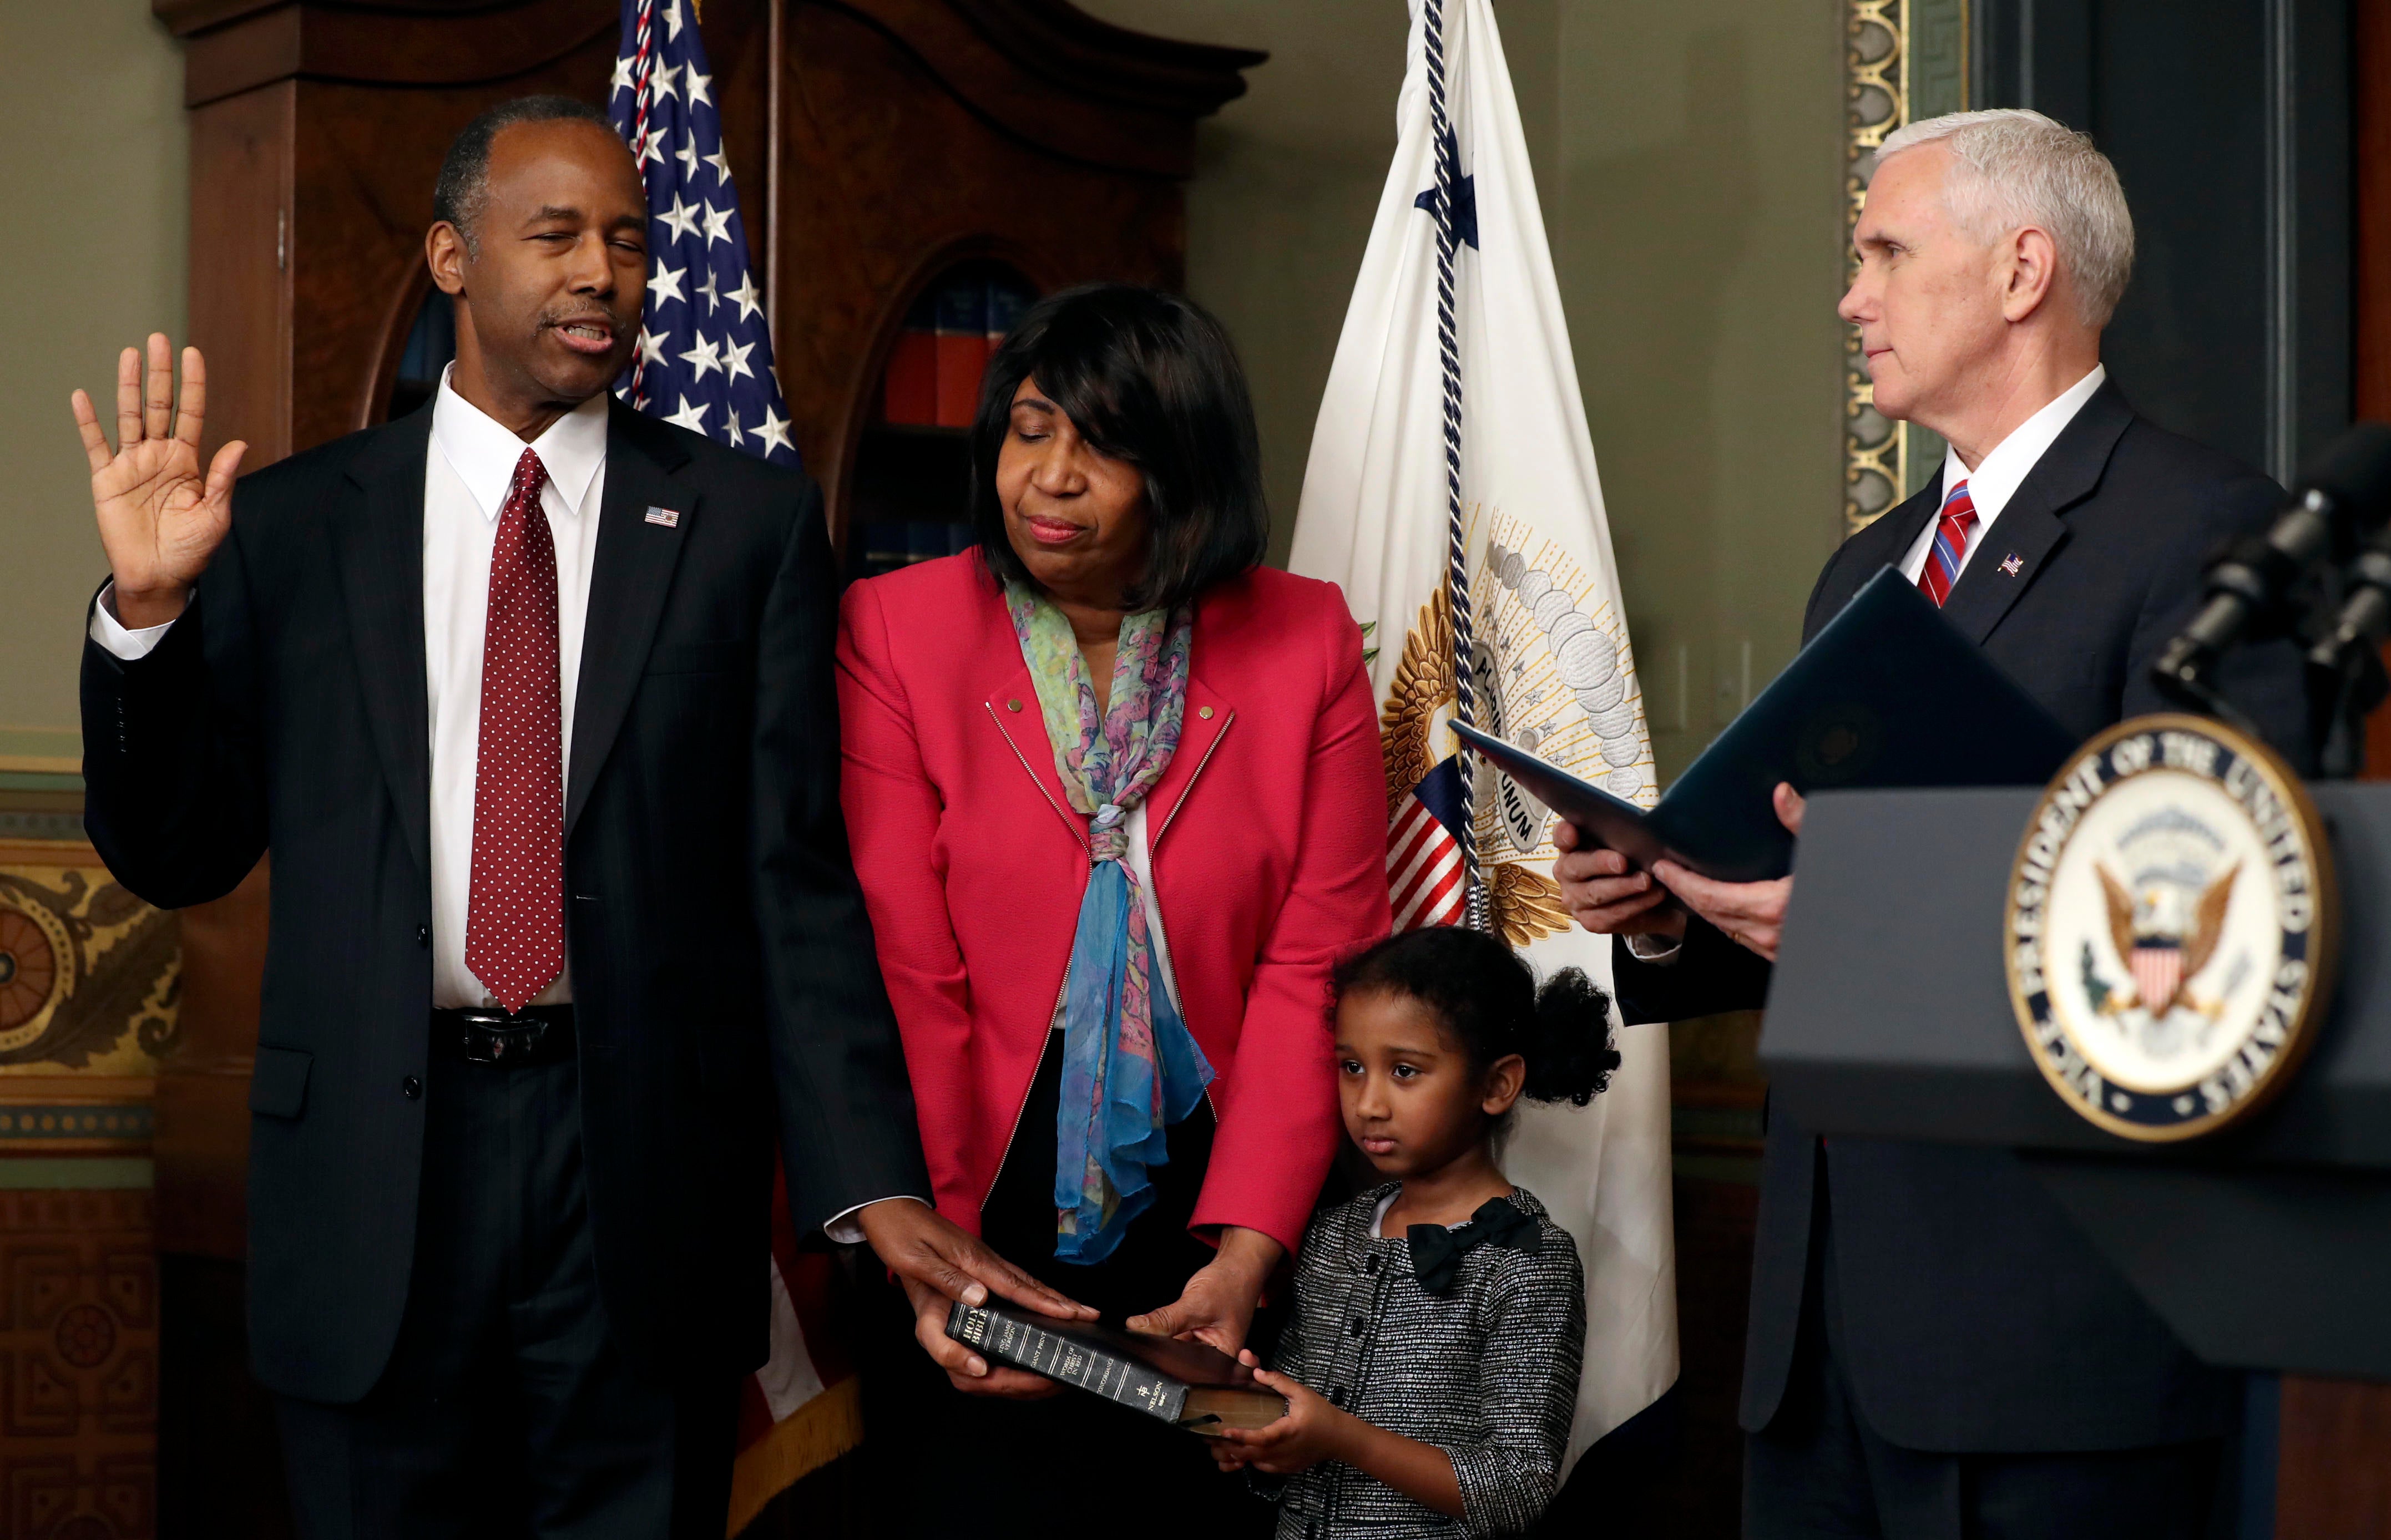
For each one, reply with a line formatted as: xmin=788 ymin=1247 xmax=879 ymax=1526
xmin=1897 ymin=364 xmax=2107 ymax=585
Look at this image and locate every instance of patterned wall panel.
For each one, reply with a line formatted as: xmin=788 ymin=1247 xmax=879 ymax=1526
xmin=0 ymin=824 xmax=174 ymax=1540
xmin=0 ymin=847 xmax=176 ymax=1084
xmin=0 ymin=1187 xmax=155 ymax=1540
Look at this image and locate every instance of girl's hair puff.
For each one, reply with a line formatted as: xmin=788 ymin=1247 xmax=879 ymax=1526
xmin=1330 ymin=927 xmax=1620 ymax=1108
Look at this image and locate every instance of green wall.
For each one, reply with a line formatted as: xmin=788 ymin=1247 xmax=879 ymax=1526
xmin=1 ymin=0 xmax=189 ymax=769
xmin=1548 ymin=0 xmax=1846 ymax=777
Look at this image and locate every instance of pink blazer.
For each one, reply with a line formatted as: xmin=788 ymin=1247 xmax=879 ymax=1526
xmin=835 ymin=553 xmax=1391 ymax=1252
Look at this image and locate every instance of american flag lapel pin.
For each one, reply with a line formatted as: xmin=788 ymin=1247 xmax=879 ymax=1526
xmin=1999 ymin=551 xmax=2024 ymax=576
xmin=644 ymin=506 xmax=681 ymax=529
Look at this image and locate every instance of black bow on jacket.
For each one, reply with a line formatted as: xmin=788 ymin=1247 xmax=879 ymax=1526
xmin=1408 ymin=1196 xmax=1540 ymax=1294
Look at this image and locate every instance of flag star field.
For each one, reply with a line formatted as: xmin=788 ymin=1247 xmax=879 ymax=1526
xmin=610 ymin=0 xmax=796 ymax=464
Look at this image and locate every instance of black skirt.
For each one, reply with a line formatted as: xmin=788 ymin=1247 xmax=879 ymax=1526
xmin=855 ymin=1031 xmax=1277 ymax=1537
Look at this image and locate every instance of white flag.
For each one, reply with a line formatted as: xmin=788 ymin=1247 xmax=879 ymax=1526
xmin=1287 ymin=0 xmax=1676 ymax=1466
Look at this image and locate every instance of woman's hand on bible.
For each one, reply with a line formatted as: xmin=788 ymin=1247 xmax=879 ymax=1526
xmin=856 ymin=1197 xmax=1093 ymax=1399
xmin=1125 ymin=1225 xmax=1283 ymax=1356
xmin=1211 ymin=1353 xmax=1348 ymax=1476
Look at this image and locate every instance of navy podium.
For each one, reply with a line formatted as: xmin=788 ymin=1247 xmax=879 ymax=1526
xmin=1765 ymin=786 xmax=2391 ymax=1536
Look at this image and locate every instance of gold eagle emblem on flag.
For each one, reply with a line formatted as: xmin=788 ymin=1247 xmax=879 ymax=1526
xmin=1378 ymin=579 xmax=1570 ymax=946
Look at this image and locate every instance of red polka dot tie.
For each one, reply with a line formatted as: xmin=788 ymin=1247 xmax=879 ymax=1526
xmin=464 ymin=448 xmax=564 ymax=1013
xmin=1917 ymin=479 xmax=1978 ymax=607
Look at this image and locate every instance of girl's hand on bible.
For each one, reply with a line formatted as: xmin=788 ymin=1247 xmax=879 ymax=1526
xmin=1125 ymin=1225 xmax=1283 ymax=1356
xmin=1207 ymin=1436 xmax=1254 ymax=1473
xmin=1214 ymin=1353 xmax=1348 ymax=1475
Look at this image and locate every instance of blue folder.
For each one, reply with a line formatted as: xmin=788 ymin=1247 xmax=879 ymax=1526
xmin=1453 ymin=566 xmax=2077 ymax=884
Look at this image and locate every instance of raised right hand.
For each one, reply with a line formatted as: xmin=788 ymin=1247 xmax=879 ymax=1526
xmin=72 ymin=334 xmax=247 ymax=629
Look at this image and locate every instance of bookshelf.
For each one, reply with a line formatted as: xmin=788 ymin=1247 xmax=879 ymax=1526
xmin=846 ymin=260 xmax=1038 ymax=583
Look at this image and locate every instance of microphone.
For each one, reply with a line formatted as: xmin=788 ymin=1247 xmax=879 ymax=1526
xmin=2154 ymin=422 xmax=2391 ymax=703
xmin=2307 ymin=483 xmax=2391 ymax=776
xmin=2309 ymin=523 xmax=2391 ymax=676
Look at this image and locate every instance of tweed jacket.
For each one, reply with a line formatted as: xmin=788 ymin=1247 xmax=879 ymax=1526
xmin=1268 ymin=1184 xmax=1585 ymax=1539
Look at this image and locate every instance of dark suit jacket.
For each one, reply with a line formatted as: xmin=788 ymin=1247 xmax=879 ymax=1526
xmin=81 ymin=402 xmax=931 ymax=1404
xmin=1614 ymin=381 xmax=2305 ymax=1453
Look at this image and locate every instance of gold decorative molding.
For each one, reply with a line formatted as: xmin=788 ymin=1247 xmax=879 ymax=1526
xmin=1843 ymin=0 xmax=1969 ymax=535
xmin=1844 ymin=2 xmax=1906 ymax=535
xmin=0 ymin=842 xmax=177 ymax=1156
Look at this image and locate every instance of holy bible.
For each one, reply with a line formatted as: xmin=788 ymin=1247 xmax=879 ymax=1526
xmin=946 ymin=1301 xmax=1288 ymax=1435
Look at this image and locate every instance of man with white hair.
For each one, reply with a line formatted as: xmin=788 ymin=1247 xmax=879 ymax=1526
xmin=1557 ymin=110 xmax=2307 ymax=1534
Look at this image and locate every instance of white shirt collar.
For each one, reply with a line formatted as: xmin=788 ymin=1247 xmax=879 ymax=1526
xmin=430 ymin=362 xmax=610 ymax=521
xmin=1939 ymin=363 xmax=2107 ymax=523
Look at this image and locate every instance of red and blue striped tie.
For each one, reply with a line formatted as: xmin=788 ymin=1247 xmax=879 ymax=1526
xmin=1918 ymin=479 xmax=1977 ymax=607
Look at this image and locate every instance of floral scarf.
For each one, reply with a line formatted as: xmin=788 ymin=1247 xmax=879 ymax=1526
xmin=1004 ymin=579 xmax=1214 ymax=1264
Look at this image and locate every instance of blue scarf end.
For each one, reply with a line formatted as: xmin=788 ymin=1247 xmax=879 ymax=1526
xmin=1053 ymin=865 xmax=1213 ymax=1265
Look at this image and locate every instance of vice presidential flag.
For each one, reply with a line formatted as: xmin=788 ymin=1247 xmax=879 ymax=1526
xmin=1288 ymin=0 xmax=1677 ymax=1469
xmin=609 ymin=3 xmax=856 ymax=1529
xmin=610 ymin=0 xmax=794 ymax=462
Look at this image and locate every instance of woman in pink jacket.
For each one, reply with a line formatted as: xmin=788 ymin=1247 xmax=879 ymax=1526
xmin=837 ymin=283 xmax=1389 ymax=1530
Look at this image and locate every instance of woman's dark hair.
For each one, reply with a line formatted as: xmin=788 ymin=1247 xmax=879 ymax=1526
xmin=1332 ymin=928 xmax=1621 ymax=1109
xmin=969 ymin=282 xmax=1268 ymax=611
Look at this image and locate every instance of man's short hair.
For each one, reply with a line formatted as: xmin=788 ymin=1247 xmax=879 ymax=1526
xmin=1873 ymin=108 xmax=2135 ymax=328
xmin=433 ymin=95 xmax=616 ymax=254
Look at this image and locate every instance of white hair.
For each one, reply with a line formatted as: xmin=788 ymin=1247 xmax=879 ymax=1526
xmin=1873 ymin=108 xmax=2135 ymax=328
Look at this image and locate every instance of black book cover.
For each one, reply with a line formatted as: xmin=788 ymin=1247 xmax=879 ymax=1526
xmin=944 ymin=1301 xmax=1287 ymax=1435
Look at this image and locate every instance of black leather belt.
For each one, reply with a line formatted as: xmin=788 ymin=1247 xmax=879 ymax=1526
xmin=435 ymin=1006 xmax=575 ymax=1066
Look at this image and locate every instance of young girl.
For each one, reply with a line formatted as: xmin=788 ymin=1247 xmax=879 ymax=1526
xmin=1212 ymin=925 xmax=1618 ymax=1537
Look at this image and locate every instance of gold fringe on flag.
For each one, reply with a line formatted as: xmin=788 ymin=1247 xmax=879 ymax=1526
xmin=723 ymin=1376 xmax=865 ymax=1537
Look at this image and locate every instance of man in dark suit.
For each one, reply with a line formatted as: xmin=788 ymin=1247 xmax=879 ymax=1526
xmin=1558 ymin=109 xmax=2306 ymax=1537
xmin=71 ymin=97 xmax=1080 ymax=1535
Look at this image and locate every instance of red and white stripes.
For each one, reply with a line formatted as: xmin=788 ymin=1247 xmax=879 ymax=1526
xmin=1389 ymin=791 xmax=1467 ymax=931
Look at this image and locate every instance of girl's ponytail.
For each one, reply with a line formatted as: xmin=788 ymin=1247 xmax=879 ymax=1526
xmin=1522 ymin=967 xmax=1621 ymax=1107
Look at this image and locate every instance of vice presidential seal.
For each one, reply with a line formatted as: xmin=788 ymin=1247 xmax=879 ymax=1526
xmin=2004 ymin=714 xmax=2336 ymax=1141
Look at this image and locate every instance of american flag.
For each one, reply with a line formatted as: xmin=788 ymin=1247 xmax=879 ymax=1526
xmin=1391 ymin=752 xmax=1469 ymax=931
xmin=1290 ymin=0 xmax=1675 ymax=1472
xmin=609 ymin=0 xmax=794 ymax=463
xmin=608 ymin=2 xmax=858 ymax=1530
